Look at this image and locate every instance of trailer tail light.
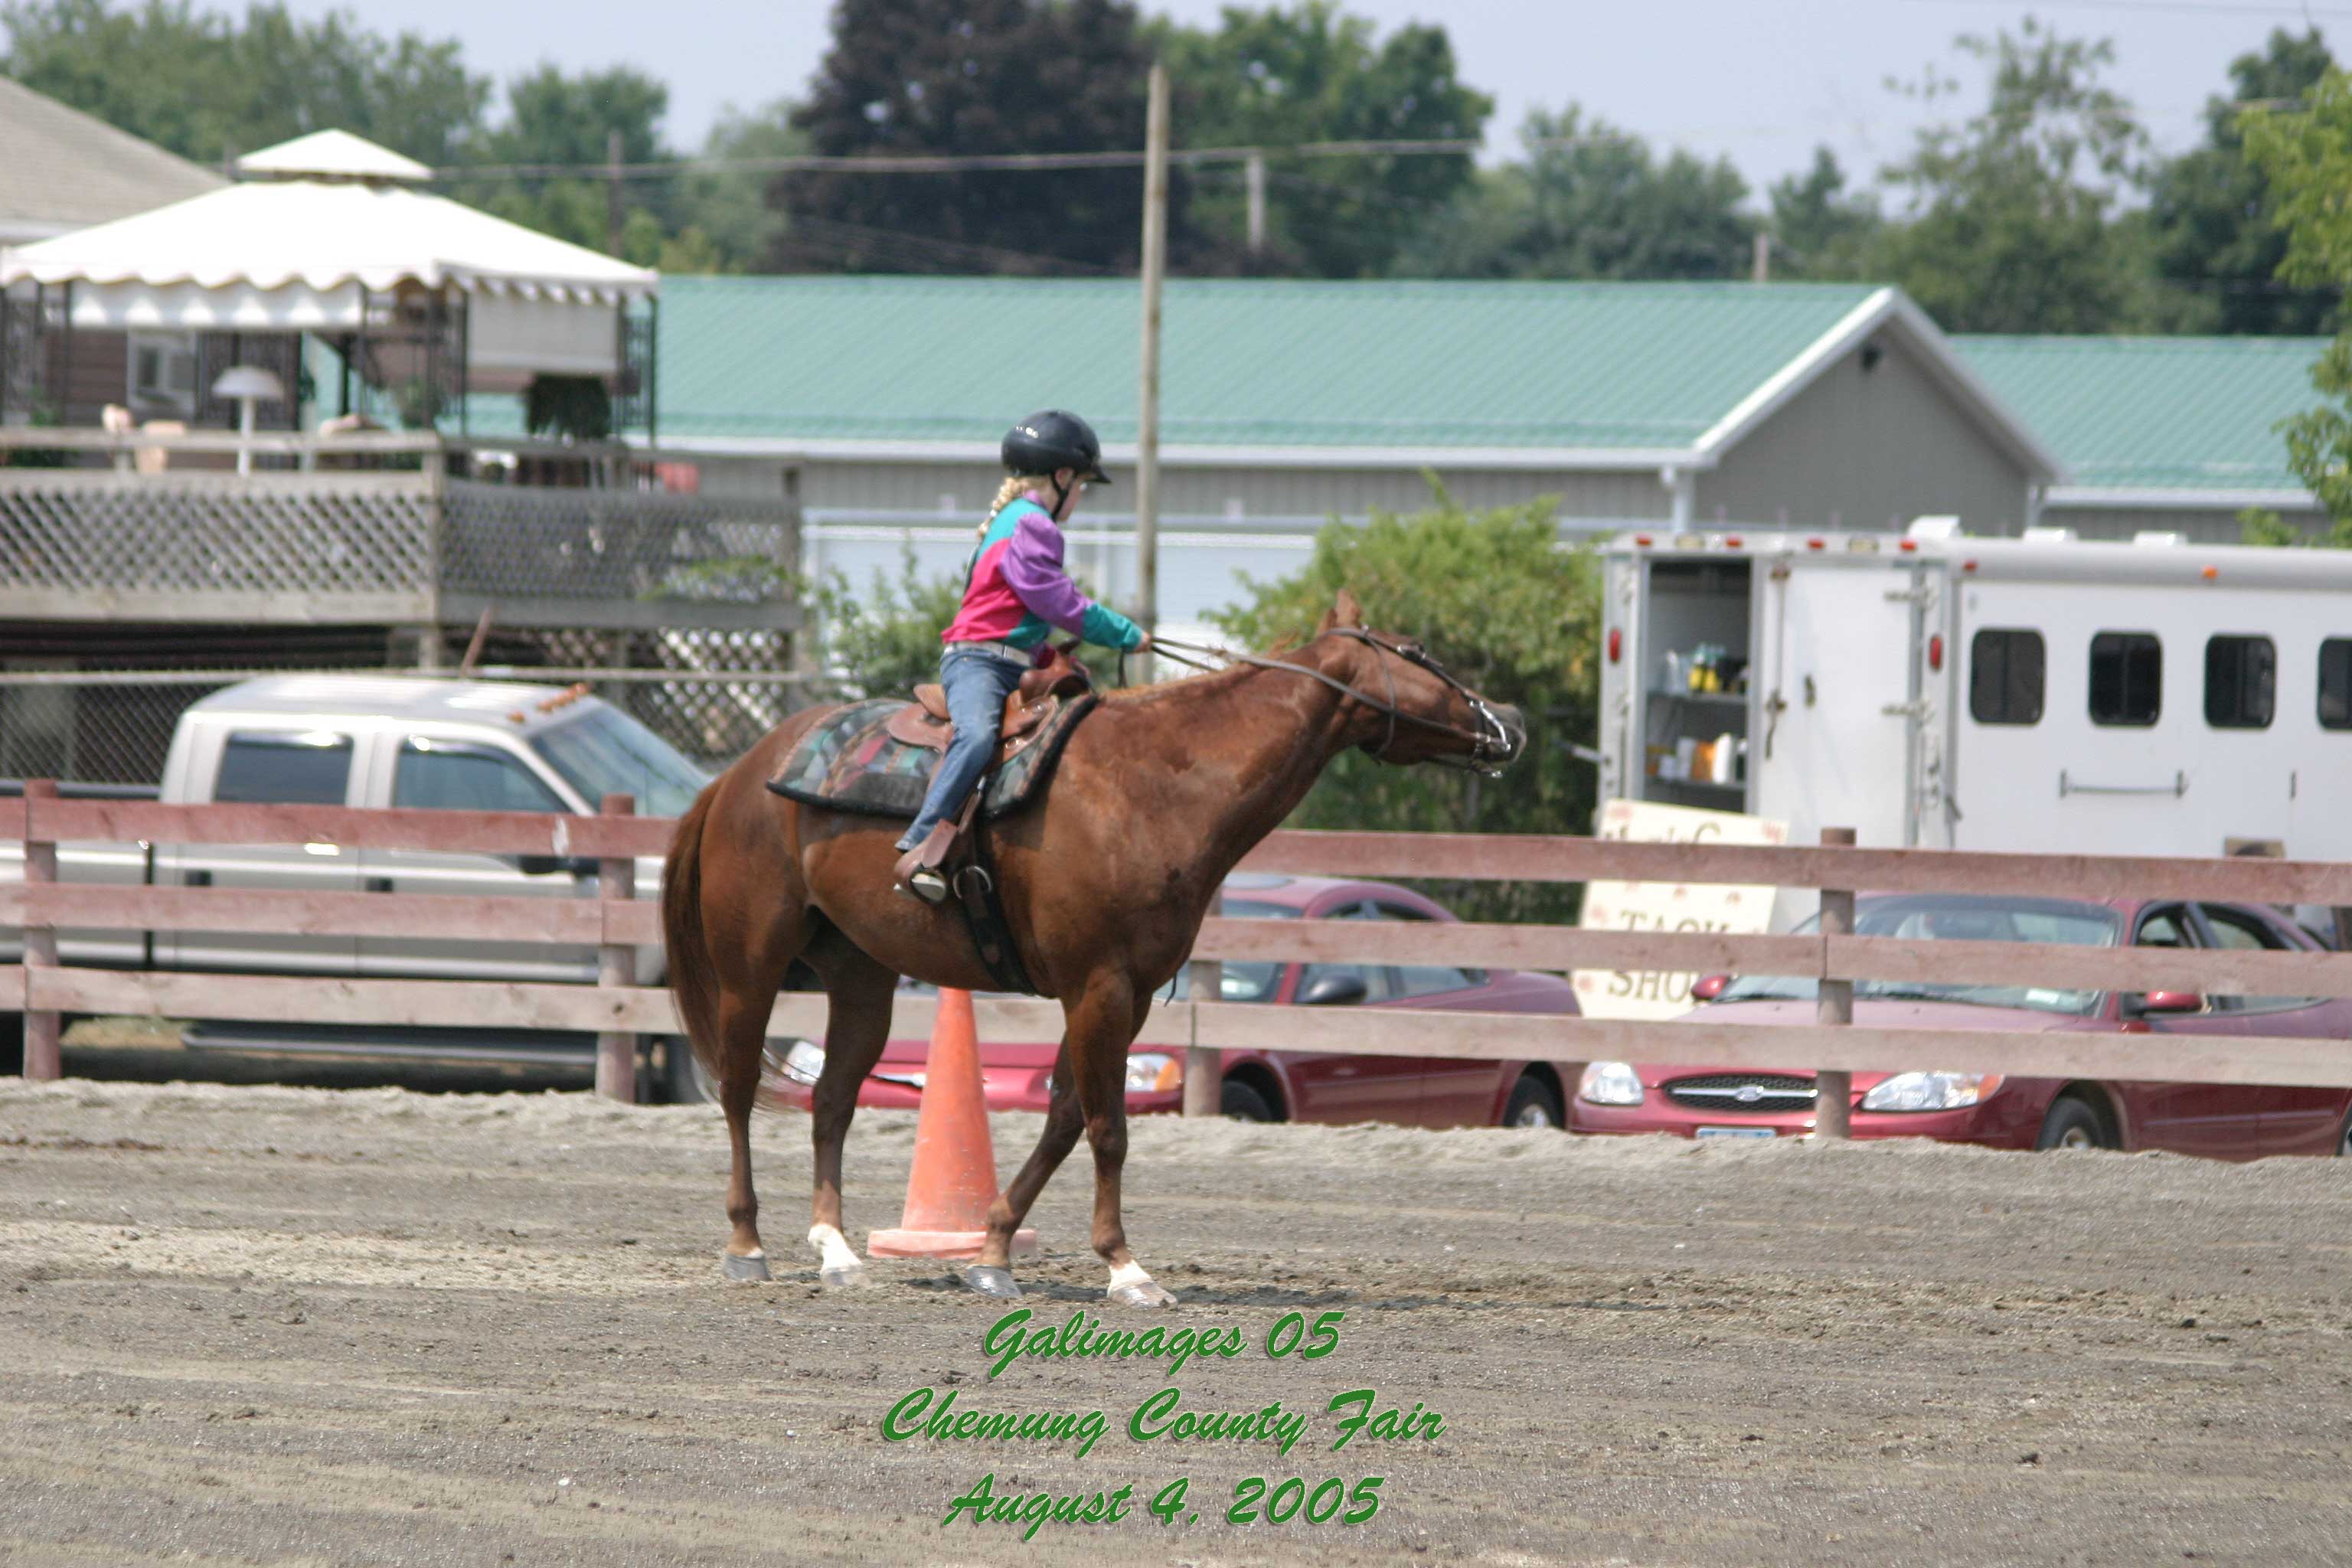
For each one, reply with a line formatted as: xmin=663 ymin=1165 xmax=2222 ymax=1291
xmin=1929 ymin=634 xmax=1944 ymax=672
xmin=1723 ymin=535 xmax=1743 ymax=549
xmin=1806 ymin=537 xmax=1826 ymax=551
xmin=1607 ymin=628 xmax=1622 ymax=664
xmin=1962 ymin=559 xmax=1978 ymax=573
xmin=2202 ymin=565 xmax=2220 ymax=581
xmin=1633 ymin=534 xmax=1654 ymax=548
xmin=1899 ymin=538 xmax=1919 ymax=553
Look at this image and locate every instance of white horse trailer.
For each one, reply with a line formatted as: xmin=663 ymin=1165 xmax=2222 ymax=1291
xmin=1596 ymin=522 xmax=2352 ymax=921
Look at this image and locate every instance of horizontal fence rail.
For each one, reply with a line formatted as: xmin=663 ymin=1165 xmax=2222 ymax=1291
xmin=11 ymin=789 xmax=2352 ymax=1121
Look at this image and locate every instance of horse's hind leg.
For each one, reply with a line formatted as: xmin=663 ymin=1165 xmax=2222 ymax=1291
xmin=803 ymin=942 xmax=900 ymax=1288
xmin=716 ymin=972 xmax=789 ymax=1282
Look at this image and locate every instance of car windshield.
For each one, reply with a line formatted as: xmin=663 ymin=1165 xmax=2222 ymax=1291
xmin=531 ymin=706 xmax=710 ymax=819
xmin=1166 ymin=900 xmax=1297 ymax=1003
xmin=1715 ymin=895 xmax=2121 ymax=1016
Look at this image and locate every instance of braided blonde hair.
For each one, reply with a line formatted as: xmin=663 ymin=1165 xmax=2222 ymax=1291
xmin=981 ymin=474 xmax=1060 ymax=536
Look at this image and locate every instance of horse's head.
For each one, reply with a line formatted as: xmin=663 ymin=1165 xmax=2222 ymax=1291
xmin=1313 ymin=590 xmax=1526 ymax=775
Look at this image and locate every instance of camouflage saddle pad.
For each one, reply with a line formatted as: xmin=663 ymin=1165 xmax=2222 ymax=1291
xmin=764 ymin=692 xmax=1097 ymax=821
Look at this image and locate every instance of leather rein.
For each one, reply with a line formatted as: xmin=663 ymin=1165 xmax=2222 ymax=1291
xmin=1148 ymin=629 xmax=1516 ymax=777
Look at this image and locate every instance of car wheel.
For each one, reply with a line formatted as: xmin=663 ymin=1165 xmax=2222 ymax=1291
xmin=665 ymin=1035 xmax=803 ymax=1107
xmin=2035 ymin=1095 xmax=2113 ymax=1152
xmin=1502 ymin=1073 xmax=1564 ymax=1130
xmin=1220 ymin=1080 xmax=1276 ymax=1122
xmin=2337 ymin=1109 xmax=2352 ymax=1158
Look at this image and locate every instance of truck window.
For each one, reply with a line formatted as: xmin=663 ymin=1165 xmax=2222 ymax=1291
xmin=395 ymin=739 xmax=567 ymax=813
xmin=1968 ymin=629 xmax=2044 ymax=725
xmin=214 ymin=731 xmax=352 ymax=805
xmin=2321 ymin=639 xmax=2352 ymax=730
xmin=2089 ymin=632 xmax=2161 ymax=727
xmin=2203 ymin=635 xmax=2275 ymax=730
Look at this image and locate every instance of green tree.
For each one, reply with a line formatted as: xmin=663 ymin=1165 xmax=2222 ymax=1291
xmin=1150 ymin=2 xmax=1490 ymax=277
xmin=671 ymin=99 xmax=808 ymax=272
xmin=459 ymin=63 xmax=731 ymax=265
xmin=776 ymin=0 xmax=1223 ymax=274
xmin=1209 ymin=489 xmax=1599 ymax=924
xmin=1 ymin=0 xmax=488 ymax=165
xmin=2147 ymin=28 xmax=2337 ymax=335
xmin=1767 ymin=147 xmax=1882 ymax=279
xmin=2243 ymin=68 xmax=2352 ymax=543
xmin=1868 ymin=19 xmax=2150 ymax=333
xmin=813 ymin=549 xmax=1138 ymax=701
xmin=1392 ymin=106 xmax=1753 ymax=280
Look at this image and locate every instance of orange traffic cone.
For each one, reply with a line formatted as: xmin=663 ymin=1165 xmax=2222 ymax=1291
xmin=867 ymin=988 xmax=1038 ymax=1260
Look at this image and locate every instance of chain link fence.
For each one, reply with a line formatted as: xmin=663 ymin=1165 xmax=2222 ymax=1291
xmin=0 ymin=639 xmax=810 ymax=788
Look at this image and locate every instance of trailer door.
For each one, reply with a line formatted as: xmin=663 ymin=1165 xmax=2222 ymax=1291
xmin=1755 ymin=559 xmax=1914 ymax=849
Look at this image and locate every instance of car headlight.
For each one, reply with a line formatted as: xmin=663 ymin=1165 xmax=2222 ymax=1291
xmin=1124 ymin=1053 xmax=1182 ymax=1093
xmin=1577 ymin=1060 xmax=1645 ymax=1106
xmin=1860 ymin=1070 xmax=2004 ymax=1112
xmin=781 ymin=1039 xmax=826 ymax=1086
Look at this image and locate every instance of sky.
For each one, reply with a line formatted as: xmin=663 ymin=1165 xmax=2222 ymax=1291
xmin=279 ymin=0 xmax=2338 ymax=196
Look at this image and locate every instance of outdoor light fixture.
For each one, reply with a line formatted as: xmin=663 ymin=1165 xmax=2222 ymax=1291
xmin=211 ymin=364 xmax=286 ymax=475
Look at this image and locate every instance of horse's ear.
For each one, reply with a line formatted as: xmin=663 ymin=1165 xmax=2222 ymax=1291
xmin=1332 ymin=588 xmax=1365 ymax=629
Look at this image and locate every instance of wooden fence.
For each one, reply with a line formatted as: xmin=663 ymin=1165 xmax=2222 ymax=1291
xmin=8 ymin=783 xmax=2352 ymax=1130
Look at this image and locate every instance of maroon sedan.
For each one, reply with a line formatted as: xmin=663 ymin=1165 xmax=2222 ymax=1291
xmin=769 ymin=873 xmax=1581 ymax=1129
xmin=1568 ymin=892 xmax=2352 ymax=1159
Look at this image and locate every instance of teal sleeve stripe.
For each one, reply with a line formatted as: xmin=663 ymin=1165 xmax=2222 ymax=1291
xmin=1080 ymin=603 xmax=1145 ymax=650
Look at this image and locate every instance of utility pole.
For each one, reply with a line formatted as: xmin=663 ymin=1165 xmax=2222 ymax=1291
xmin=1245 ymin=150 xmax=1266 ymax=254
xmin=606 ymin=129 xmax=626 ymax=257
xmin=1752 ymin=230 xmax=1770 ymax=283
xmin=1135 ymin=62 xmax=1169 ymax=636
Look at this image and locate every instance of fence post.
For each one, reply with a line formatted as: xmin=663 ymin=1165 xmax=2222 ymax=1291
xmin=1183 ymin=890 xmax=1221 ymax=1118
xmin=1815 ymin=825 xmax=1854 ymax=1140
xmin=595 ymin=792 xmax=638 ymax=1104
xmin=21 ymin=779 xmax=60 ymax=1080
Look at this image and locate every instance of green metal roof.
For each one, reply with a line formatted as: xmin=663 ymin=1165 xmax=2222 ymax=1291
xmin=652 ymin=275 xmax=1891 ymax=454
xmin=1955 ymin=335 xmax=2326 ymax=497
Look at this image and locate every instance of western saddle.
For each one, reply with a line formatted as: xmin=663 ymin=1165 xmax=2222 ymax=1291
xmin=890 ymin=648 xmax=1093 ymax=905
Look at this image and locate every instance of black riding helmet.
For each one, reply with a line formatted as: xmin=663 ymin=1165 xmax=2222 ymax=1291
xmin=1001 ymin=409 xmax=1111 ymax=487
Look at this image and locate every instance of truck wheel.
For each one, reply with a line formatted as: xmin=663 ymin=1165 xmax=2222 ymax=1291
xmin=1503 ymin=1073 xmax=1565 ymax=1129
xmin=662 ymin=1037 xmax=717 ymax=1105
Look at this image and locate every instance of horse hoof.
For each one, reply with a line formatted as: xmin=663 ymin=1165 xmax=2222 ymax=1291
xmin=963 ymin=1265 xmax=1021 ymax=1300
xmin=721 ymin=1251 xmax=772 ymax=1283
xmin=1107 ymin=1279 xmax=1178 ymax=1308
xmin=819 ymin=1263 xmax=867 ymax=1289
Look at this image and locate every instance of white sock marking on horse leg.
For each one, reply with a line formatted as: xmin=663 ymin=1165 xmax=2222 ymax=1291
xmin=1107 ymin=1260 xmax=1152 ymax=1292
xmin=809 ymin=1224 xmax=861 ymax=1276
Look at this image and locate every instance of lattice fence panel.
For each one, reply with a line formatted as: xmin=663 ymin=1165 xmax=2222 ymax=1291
xmin=440 ymin=482 xmax=795 ymax=606
xmin=488 ymin=625 xmax=805 ymax=766
xmin=0 ymin=480 xmax=436 ymax=597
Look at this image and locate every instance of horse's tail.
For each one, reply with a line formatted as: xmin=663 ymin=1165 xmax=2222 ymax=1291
xmin=662 ymin=782 xmax=725 ymax=1080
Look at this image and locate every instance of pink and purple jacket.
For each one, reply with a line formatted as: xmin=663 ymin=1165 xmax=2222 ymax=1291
xmin=942 ymin=495 xmax=1144 ymax=655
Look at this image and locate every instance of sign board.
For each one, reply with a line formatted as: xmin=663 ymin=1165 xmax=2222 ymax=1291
xmin=1573 ymin=798 xmax=1790 ymax=1021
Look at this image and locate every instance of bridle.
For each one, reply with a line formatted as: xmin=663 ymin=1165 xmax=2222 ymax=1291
xmin=1150 ymin=628 xmax=1518 ymax=777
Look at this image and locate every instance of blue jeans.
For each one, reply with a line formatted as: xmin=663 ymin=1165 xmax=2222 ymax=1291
xmin=898 ymin=646 xmax=1026 ymax=851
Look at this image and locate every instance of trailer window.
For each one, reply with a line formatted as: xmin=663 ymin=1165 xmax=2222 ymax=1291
xmin=1969 ymin=629 xmax=2044 ymax=725
xmin=2203 ymin=635 xmax=2275 ymax=730
xmin=2322 ymin=639 xmax=2352 ymax=730
xmin=2089 ymin=632 xmax=2161 ymax=727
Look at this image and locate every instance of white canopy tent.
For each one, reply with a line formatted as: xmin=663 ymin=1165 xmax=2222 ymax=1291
xmin=0 ymin=128 xmax=659 ymax=421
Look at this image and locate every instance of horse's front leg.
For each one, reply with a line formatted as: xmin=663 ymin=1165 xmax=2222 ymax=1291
xmin=966 ymin=1035 xmax=1088 ymax=1299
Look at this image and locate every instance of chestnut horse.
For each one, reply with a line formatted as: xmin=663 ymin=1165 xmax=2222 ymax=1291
xmin=661 ymin=590 xmax=1524 ymax=1305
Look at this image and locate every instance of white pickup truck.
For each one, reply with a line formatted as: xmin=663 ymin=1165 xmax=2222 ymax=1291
xmin=2 ymin=675 xmax=727 ymax=1100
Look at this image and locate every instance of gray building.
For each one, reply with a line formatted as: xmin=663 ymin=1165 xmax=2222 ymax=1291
xmin=651 ymin=276 xmax=2061 ymax=628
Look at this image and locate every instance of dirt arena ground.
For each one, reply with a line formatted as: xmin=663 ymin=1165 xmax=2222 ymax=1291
xmin=2 ymin=1076 xmax=2349 ymax=1567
